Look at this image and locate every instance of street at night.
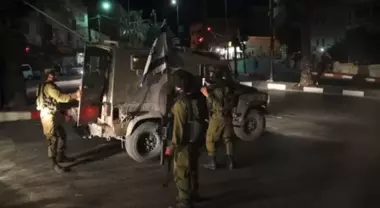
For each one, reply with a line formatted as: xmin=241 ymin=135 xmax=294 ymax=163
xmin=1 ymin=90 xmax=380 ymax=208
xmin=2 ymin=0 xmax=380 ymax=207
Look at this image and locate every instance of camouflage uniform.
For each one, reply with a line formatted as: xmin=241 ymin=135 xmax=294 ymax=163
xmin=171 ymin=95 xmax=199 ymax=208
xmin=204 ymin=85 xmax=235 ymax=170
xmin=37 ymin=80 xmax=77 ymax=172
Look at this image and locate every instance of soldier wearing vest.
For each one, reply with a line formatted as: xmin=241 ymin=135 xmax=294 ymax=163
xmin=166 ymin=70 xmax=202 ymax=208
xmin=36 ymin=69 xmax=81 ymax=173
xmin=201 ymin=67 xmax=235 ymax=171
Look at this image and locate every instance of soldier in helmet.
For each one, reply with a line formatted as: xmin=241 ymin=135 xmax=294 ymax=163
xmin=201 ymin=65 xmax=235 ymax=170
xmin=166 ymin=69 xmax=202 ymax=208
xmin=36 ymin=69 xmax=81 ymax=173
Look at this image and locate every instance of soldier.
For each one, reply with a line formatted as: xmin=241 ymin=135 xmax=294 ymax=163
xmin=201 ymin=67 xmax=235 ymax=170
xmin=36 ymin=69 xmax=81 ymax=173
xmin=166 ymin=70 xmax=201 ymax=208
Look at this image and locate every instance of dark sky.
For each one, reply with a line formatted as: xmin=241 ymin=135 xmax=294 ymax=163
xmin=120 ymin=0 xmax=269 ymax=23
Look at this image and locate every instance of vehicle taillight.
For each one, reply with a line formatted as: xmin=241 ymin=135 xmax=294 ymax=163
xmin=80 ymin=105 xmax=99 ymax=122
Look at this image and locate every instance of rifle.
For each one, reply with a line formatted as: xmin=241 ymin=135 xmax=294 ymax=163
xmin=161 ymin=113 xmax=173 ymax=187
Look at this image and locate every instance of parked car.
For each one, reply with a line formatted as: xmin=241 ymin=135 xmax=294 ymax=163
xmin=20 ymin=64 xmax=34 ymax=80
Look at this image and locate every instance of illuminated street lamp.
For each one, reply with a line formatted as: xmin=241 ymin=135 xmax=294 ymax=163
xmin=101 ymin=1 xmax=112 ymax=11
xmin=171 ymin=0 xmax=180 ymax=36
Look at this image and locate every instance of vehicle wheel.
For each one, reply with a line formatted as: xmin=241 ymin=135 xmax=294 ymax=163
xmin=234 ymin=109 xmax=265 ymax=142
xmin=126 ymin=122 xmax=162 ymax=163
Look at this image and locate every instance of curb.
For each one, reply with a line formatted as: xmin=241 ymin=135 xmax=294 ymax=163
xmin=311 ymin=72 xmax=380 ymax=84
xmin=239 ymin=81 xmax=380 ymax=98
xmin=0 ymin=111 xmax=40 ymax=122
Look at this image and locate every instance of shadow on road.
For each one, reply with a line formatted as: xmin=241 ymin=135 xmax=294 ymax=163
xmin=68 ymin=141 xmax=123 ymax=168
xmin=0 ymin=182 xmax=60 ymax=208
xmin=200 ymin=131 xmax=346 ymax=208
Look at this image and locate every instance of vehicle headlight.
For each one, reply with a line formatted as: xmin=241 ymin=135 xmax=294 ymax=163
xmin=80 ymin=70 xmax=84 ymax=74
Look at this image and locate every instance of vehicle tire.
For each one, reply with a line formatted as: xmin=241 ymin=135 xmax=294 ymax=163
xmin=126 ymin=122 xmax=162 ymax=163
xmin=234 ymin=109 xmax=265 ymax=142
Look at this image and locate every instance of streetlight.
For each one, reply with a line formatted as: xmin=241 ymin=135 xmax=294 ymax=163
xmin=93 ymin=0 xmax=112 ymax=41
xmin=101 ymin=1 xmax=112 ymax=11
xmin=171 ymin=0 xmax=179 ymax=36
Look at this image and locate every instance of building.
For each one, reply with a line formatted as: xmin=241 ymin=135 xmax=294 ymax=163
xmin=310 ymin=0 xmax=380 ymax=53
xmin=19 ymin=0 xmax=129 ymax=72
xmin=310 ymin=2 xmax=347 ymax=53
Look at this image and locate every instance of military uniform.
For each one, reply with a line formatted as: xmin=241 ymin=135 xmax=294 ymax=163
xmin=169 ymin=70 xmax=201 ymax=208
xmin=204 ymin=85 xmax=235 ymax=170
xmin=37 ymin=78 xmax=78 ymax=173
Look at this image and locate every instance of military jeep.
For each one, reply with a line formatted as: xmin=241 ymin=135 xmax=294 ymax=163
xmin=71 ymin=41 xmax=269 ymax=163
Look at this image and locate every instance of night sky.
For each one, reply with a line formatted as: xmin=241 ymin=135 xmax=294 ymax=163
xmin=121 ymin=0 xmax=269 ymax=23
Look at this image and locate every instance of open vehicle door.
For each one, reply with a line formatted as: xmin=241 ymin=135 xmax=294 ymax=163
xmin=77 ymin=45 xmax=113 ymax=125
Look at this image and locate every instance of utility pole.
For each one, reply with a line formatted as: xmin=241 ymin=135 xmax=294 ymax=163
xmin=224 ymin=0 xmax=228 ymax=33
xmin=268 ymin=0 xmax=275 ymax=82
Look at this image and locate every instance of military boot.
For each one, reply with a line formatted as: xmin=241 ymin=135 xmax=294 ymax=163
xmin=57 ymin=152 xmax=76 ymax=163
xmin=226 ymin=155 xmax=235 ymax=170
xmin=203 ymin=156 xmax=217 ymax=171
xmin=51 ymin=159 xmax=70 ymax=173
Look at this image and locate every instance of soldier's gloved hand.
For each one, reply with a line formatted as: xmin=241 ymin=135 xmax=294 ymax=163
xmin=165 ymin=146 xmax=173 ymax=156
xmin=74 ymin=89 xmax=82 ymax=101
xmin=64 ymin=110 xmax=71 ymax=122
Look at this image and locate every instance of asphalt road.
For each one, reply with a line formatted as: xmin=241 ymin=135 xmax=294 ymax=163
xmin=2 ymin=90 xmax=380 ymax=208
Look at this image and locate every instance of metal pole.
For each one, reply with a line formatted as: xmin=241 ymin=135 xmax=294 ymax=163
xmin=269 ymin=0 xmax=274 ymax=81
xmin=98 ymin=15 xmax=101 ymax=41
xmin=224 ymin=0 xmax=228 ymax=33
xmin=176 ymin=4 xmax=180 ymax=36
xmin=127 ymin=0 xmax=130 ymax=13
xmin=234 ymin=45 xmax=238 ymax=78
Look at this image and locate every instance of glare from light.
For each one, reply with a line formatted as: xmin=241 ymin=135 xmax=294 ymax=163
xmin=319 ymin=47 xmax=325 ymax=52
xmin=101 ymin=1 xmax=111 ymax=11
xmin=171 ymin=0 xmax=177 ymax=5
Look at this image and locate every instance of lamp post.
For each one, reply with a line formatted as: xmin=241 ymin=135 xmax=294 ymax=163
xmin=171 ymin=0 xmax=180 ymax=36
xmin=224 ymin=0 xmax=228 ymax=33
xmin=96 ymin=0 xmax=112 ymax=40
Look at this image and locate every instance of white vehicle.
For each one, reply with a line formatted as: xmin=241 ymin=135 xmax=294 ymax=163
xmin=20 ymin=64 xmax=34 ymax=80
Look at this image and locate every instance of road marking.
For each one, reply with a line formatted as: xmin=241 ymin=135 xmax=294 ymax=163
xmin=342 ymin=90 xmax=364 ymax=97
xmin=240 ymin=81 xmax=252 ymax=87
xmin=365 ymin=78 xmax=376 ymax=82
xmin=267 ymin=83 xmax=286 ymax=90
xmin=303 ymin=87 xmax=323 ymax=93
xmin=342 ymin=75 xmax=353 ymax=79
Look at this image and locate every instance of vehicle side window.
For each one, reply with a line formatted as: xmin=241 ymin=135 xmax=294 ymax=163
xmin=20 ymin=66 xmax=30 ymax=71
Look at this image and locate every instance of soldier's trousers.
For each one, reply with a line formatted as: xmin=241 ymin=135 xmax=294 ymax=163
xmin=206 ymin=117 xmax=234 ymax=156
xmin=40 ymin=111 xmax=67 ymax=159
xmin=173 ymin=146 xmax=199 ymax=204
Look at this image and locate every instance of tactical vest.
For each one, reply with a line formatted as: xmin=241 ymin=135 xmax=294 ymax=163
xmin=36 ymin=83 xmax=57 ymax=112
xmin=209 ymin=86 xmax=235 ymax=118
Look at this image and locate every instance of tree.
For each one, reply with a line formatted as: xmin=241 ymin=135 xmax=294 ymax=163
xmin=120 ymin=10 xmax=149 ymax=48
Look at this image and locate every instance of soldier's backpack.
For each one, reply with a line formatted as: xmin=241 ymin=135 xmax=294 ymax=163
xmin=184 ymin=97 xmax=203 ymax=144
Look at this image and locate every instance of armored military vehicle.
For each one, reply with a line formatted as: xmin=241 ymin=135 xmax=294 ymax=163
xmin=70 ymin=40 xmax=269 ymax=163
